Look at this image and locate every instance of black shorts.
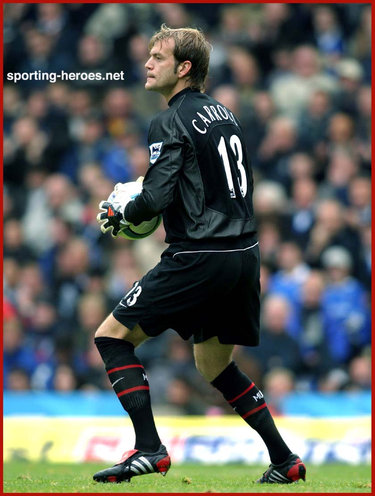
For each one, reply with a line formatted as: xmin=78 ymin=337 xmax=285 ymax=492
xmin=112 ymin=237 xmax=260 ymax=346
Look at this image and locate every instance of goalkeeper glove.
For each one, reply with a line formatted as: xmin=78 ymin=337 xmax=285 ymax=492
xmin=96 ymin=177 xmax=144 ymax=238
xmin=96 ymin=200 xmax=127 ymax=238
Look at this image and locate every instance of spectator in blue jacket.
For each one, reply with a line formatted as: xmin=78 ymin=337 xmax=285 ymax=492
xmin=321 ymin=246 xmax=371 ymax=365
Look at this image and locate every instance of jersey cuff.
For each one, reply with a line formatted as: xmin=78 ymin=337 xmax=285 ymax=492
xmin=125 ymin=195 xmax=158 ymax=225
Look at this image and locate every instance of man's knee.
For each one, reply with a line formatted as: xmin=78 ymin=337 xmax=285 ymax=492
xmin=195 ymin=354 xmax=230 ymax=381
xmin=194 ymin=338 xmax=233 ymax=382
xmin=95 ymin=314 xmax=121 ymax=339
xmin=94 ymin=313 xmax=148 ymax=347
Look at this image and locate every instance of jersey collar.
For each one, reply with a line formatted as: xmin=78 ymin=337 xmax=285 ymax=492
xmin=168 ymin=87 xmax=200 ymax=107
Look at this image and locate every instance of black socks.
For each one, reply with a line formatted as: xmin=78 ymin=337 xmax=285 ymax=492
xmin=211 ymin=361 xmax=291 ymax=464
xmin=95 ymin=337 xmax=291 ymax=463
xmin=95 ymin=336 xmax=161 ymax=453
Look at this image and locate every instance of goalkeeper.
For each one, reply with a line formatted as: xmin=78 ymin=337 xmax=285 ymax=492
xmin=94 ymin=25 xmax=306 ymax=484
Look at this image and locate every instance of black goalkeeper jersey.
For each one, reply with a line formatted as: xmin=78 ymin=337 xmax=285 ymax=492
xmin=125 ymin=87 xmax=257 ymax=245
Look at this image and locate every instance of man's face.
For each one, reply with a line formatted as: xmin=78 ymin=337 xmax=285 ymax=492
xmin=145 ymin=39 xmax=179 ymax=95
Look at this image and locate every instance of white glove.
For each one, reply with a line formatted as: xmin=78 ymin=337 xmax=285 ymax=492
xmin=113 ymin=176 xmax=143 ymax=194
xmin=112 ymin=176 xmax=144 ymax=219
xmin=96 ymin=177 xmax=144 ymax=237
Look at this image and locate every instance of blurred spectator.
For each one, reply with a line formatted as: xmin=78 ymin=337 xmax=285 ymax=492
xmin=248 ymin=91 xmax=276 ymax=157
xmin=326 ymin=112 xmax=357 ymax=159
xmin=270 ymin=44 xmax=337 ymax=118
xmin=356 ymin=221 xmax=371 ymax=292
xmin=253 ymin=180 xmax=288 ymax=222
xmin=17 ymin=262 xmax=47 ymax=321
xmin=288 ymin=152 xmax=316 ymax=181
xmin=132 ymin=223 xmax=167 ymax=274
xmin=4 ymin=259 xmax=21 ymax=305
xmin=4 ymin=219 xmax=35 ymax=262
xmin=226 ymin=47 xmax=260 ymax=101
xmin=103 ymin=87 xmax=147 ymax=138
xmin=247 ymin=4 xmax=311 ymax=76
xmin=286 ymin=177 xmax=317 ymax=248
xmin=46 ymin=81 xmax=70 ymax=111
xmin=321 ymin=246 xmax=370 ymax=365
xmin=75 ymin=292 xmax=109 ymax=351
xmin=354 ymin=85 xmax=371 ymax=167
xmin=45 ymin=173 xmax=85 ymax=223
xmin=21 ymin=172 xmax=84 ymax=255
xmin=84 ymin=4 xmax=129 ymax=42
xmin=217 ymin=5 xmax=251 ymax=46
xmin=76 ymin=339 xmax=110 ymax=390
xmin=333 ymin=58 xmax=364 ymax=117
xmin=38 ymin=217 xmax=74 ymax=286
xmin=245 ymin=294 xmax=302 ymax=376
xmin=319 ymin=149 xmax=359 ymax=204
xmin=348 ymin=4 xmax=371 ymax=83
xmin=66 ymin=89 xmax=95 ymax=140
xmin=53 ymin=364 xmax=78 ymax=391
xmin=122 ymin=33 xmax=150 ymax=86
xmin=257 ymin=116 xmax=298 ymax=186
xmin=311 ymin=5 xmax=344 ymax=65
xmin=52 ymin=237 xmax=91 ymax=323
xmin=297 ymin=90 xmax=333 ymax=156
xmin=4 ymin=4 xmax=29 ymax=74
xmin=27 ymin=298 xmax=61 ymax=340
xmin=36 ymin=3 xmax=79 ymax=57
xmin=144 ymin=333 xmax=214 ymax=412
xmin=72 ymin=34 xmax=117 ymax=92
xmin=7 ymin=368 xmax=32 ymax=391
xmin=25 ymin=298 xmax=61 ymax=389
xmin=257 ymin=221 xmax=281 ymax=270
xmin=26 ymin=89 xmax=71 ymax=171
xmin=263 ymin=367 xmax=295 ymax=415
xmin=306 ymin=198 xmax=362 ymax=277
xmin=318 ymin=368 xmax=350 ymax=392
xmin=4 ymin=316 xmax=38 ymax=388
xmin=268 ymin=241 xmax=310 ymax=333
xmin=3 ymin=85 xmax=23 ymax=133
xmin=60 ymin=116 xmax=108 ymax=182
xmin=4 ymin=116 xmax=48 ymax=190
xmin=346 ymin=351 xmax=371 ymax=391
xmin=346 ymin=175 xmax=371 ymax=229
xmin=20 ymin=28 xmax=72 ymax=92
xmin=164 ymin=377 xmax=207 ymax=415
xmin=297 ymin=271 xmax=332 ymax=385
xmin=106 ymin=247 xmax=142 ymax=305
xmin=155 ymin=4 xmax=192 ymax=30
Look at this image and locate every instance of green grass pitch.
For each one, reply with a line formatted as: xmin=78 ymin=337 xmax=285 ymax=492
xmin=3 ymin=461 xmax=371 ymax=493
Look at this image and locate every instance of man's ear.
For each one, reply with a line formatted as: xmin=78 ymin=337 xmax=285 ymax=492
xmin=178 ymin=60 xmax=192 ymax=79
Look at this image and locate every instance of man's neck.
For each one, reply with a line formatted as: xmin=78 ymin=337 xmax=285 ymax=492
xmin=164 ymin=81 xmax=191 ymax=104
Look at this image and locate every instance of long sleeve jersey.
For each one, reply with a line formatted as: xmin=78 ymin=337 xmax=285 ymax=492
xmin=125 ymin=88 xmax=257 ymax=246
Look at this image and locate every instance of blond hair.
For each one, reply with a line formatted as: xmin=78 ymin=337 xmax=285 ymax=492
xmin=149 ymin=24 xmax=211 ymax=92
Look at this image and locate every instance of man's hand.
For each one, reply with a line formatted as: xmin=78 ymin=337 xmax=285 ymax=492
xmin=96 ymin=177 xmax=144 ymax=238
xmin=96 ymin=200 xmax=126 ymax=238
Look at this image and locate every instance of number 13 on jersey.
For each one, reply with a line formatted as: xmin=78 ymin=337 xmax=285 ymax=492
xmin=217 ymin=134 xmax=248 ymax=199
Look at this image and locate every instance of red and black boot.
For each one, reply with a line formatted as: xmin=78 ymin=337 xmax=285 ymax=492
xmin=257 ymin=453 xmax=306 ymax=484
xmin=93 ymin=444 xmax=171 ymax=483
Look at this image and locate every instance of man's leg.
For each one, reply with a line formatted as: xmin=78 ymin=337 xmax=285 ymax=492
xmin=95 ymin=314 xmax=161 ymax=452
xmin=93 ymin=314 xmax=170 ymax=482
xmin=194 ymin=337 xmax=305 ymax=483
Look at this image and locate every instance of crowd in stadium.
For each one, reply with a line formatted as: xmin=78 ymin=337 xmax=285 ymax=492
xmin=4 ymin=3 xmax=371 ymax=415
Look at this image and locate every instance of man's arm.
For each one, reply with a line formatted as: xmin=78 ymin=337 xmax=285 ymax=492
xmin=125 ymin=116 xmax=185 ymax=225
